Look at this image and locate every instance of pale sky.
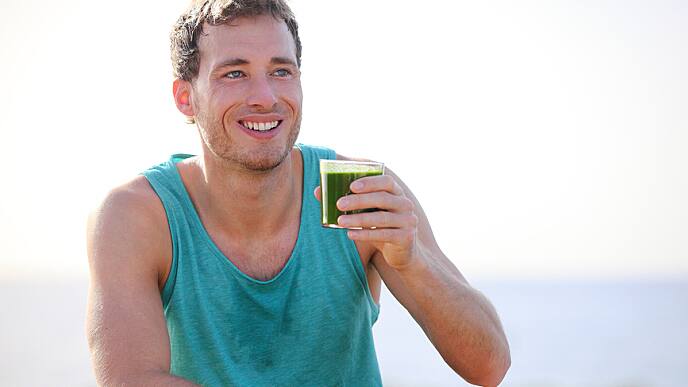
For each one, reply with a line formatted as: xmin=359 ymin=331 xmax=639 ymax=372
xmin=1 ymin=0 xmax=686 ymax=280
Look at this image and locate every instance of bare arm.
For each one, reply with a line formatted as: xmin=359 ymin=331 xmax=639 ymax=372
xmin=331 ymin=162 xmax=511 ymax=386
xmin=370 ymin=187 xmax=510 ymax=386
xmin=86 ymin=177 xmax=199 ymax=386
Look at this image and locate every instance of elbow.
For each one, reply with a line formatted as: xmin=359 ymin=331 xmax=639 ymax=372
xmin=472 ymin=353 xmax=510 ymax=387
xmin=447 ymin=334 xmax=510 ymax=387
xmin=463 ymin=348 xmax=511 ymax=387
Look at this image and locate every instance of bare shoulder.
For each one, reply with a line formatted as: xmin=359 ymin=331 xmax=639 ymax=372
xmin=92 ymin=176 xmax=166 ymax=220
xmin=87 ymin=175 xmax=171 ymax=289
xmin=86 ymin=176 xmax=175 ymax=383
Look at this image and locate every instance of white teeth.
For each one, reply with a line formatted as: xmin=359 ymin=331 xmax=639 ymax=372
xmin=242 ymin=120 xmax=279 ymax=131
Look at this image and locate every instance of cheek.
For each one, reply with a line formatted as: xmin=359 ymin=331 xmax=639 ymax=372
xmin=281 ymin=83 xmax=303 ymax=112
xmin=205 ymin=90 xmax=241 ymax=123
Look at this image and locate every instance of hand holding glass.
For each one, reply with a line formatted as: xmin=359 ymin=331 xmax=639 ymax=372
xmin=319 ymin=160 xmax=385 ymax=229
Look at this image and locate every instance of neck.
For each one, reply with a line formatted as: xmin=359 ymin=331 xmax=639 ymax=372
xmin=182 ymin=147 xmax=303 ymax=239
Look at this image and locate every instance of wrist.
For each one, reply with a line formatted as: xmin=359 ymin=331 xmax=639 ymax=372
xmin=388 ymin=245 xmax=426 ymax=273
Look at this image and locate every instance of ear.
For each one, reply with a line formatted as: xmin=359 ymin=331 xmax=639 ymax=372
xmin=173 ymin=79 xmax=195 ymax=119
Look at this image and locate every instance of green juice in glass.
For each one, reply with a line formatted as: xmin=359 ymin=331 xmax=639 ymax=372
xmin=319 ymin=160 xmax=385 ymax=229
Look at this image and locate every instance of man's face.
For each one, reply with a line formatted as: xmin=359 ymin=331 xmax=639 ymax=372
xmin=190 ymin=15 xmax=302 ymax=171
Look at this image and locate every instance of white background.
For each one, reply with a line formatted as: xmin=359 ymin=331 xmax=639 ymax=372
xmin=2 ymin=0 xmax=686 ymax=281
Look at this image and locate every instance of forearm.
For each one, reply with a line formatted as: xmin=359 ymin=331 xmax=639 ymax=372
xmin=333 ymin=166 xmax=510 ymax=384
xmin=395 ymin=244 xmax=511 ymax=386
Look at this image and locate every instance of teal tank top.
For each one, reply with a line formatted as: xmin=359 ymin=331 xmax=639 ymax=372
xmin=142 ymin=144 xmax=381 ymax=386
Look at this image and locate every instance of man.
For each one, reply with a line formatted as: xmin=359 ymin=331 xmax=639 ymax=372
xmin=86 ymin=0 xmax=511 ymax=385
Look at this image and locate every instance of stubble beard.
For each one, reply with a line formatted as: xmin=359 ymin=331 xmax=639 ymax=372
xmin=195 ymin=108 xmax=301 ymax=172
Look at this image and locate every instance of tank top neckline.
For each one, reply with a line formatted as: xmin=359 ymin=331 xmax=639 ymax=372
xmin=166 ymin=145 xmax=309 ymax=285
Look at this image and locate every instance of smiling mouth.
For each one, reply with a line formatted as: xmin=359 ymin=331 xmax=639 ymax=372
xmin=240 ymin=120 xmax=282 ymax=132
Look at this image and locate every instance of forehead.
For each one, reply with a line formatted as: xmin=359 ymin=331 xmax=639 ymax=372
xmin=197 ymin=15 xmax=297 ymax=67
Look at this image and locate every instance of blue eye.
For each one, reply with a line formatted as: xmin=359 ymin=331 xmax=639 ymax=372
xmin=225 ymin=70 xmax=244 ymax=79
xmin=273 ymin=69 xmax=291 ymax=77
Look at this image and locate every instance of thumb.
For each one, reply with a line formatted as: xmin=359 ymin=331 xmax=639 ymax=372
xmin=313 ymin=186 xmax=322 ymax=202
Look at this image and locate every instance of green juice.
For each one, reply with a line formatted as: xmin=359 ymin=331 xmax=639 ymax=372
xmin=320 ymin=170 xmax=383 ymax=228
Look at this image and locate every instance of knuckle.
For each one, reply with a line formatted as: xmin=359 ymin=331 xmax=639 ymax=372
xmin=400 ymin=197 xmax=414 ymax=211
xmin=408 ymin=213 xmax=419 ymax=227
xmin=385 ymin=176 xmax=396 ymax=189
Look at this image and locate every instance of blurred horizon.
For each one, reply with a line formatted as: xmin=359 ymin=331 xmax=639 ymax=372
xmin=2 ymin=277 xmax=686 ymax=386
xmin=2 ymin=264 xmax=687 ymax=283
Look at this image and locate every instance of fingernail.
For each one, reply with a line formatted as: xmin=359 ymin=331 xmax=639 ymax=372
xmin=351 ymin=181 xmax=363 ymax=191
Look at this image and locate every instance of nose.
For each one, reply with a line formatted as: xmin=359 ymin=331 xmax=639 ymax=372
xmin=246 ymin=75 xmax=277 ymax=110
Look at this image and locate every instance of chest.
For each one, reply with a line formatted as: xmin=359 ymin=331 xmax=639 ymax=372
xmin=207 ymin=228 xmax=375 ymax=283
xmin=212 ymin=228 xmax=299 ymax=282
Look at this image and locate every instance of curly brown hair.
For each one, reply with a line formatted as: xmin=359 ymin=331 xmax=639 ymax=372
xmin=170 ymin=0 xmax=302 ymax=82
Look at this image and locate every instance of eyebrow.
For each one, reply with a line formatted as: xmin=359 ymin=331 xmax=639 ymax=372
xmin=214 ymin=56 xmax=297 ymax=70
xmin=270 ymin=57 xmax=298 ymax=67
xmin=215 ymin=58 xmax=250 ymax=68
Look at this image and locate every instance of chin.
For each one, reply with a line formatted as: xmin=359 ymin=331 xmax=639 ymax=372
xmin=244 ymin=128 xmax=300 ymax=172
xmin=236 ymin=144 xmax=293 ymax=172
xmin=208 ymin=122 xmax=300 ymax=172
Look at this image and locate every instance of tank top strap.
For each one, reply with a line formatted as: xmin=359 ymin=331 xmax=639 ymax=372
xmin=140 ymin=153 xmax=195 ymax=306
xmin=295 ymin=143 xmax=335 ymax=227
xmin=296 ymin=144 xmax=380 ymax=320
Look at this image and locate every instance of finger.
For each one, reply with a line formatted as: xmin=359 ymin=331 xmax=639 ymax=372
xmin=337 ymin=191 xmax=414 ymax=213
xmin=350 ymin=175 xmax=403 ymax=195
xmin=347 ymin=227 xmax=416 ymax=245
xmin=338 ymin=211 xmax=418 ymax=229
xmin=314 ymin=186 xmax=321 ymax=202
